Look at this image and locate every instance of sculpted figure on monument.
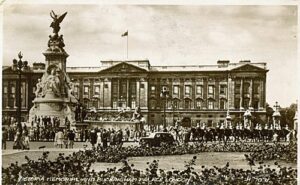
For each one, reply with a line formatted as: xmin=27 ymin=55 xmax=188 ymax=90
xmin=50 ymin=10 xmax=67 ymax=35
xmin=43 ymin=66 xmax=61 ymax=96
xmin=35 ymin=78 xmax=44 ymax=97
xmin=131 ymin=106 xmax=143 ymax=121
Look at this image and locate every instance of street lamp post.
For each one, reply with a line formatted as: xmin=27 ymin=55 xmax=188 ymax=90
xmin=160 ymin=87 xmax=169 ymax=130
xmin=12 ymin=52 xmax=29 ymax=132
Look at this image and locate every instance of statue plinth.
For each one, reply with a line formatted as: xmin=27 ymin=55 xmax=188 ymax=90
xmin=29 ymin=11 xmax=77 ymax=128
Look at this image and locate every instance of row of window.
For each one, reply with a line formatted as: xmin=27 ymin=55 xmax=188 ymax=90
xmin=3 ymin=83 xmax=27 ymax=109
xmin=149 ymin=99 xmax=227 ymax=110
xmin=76 ymin=82 xmax=259 ymax=98
xmin=150 ymin=85 xmax=227 ymax=96
xmin=234 ymin=83 xmax=260 ymax=94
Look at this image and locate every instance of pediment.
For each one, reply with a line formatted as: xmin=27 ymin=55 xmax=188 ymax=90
xmin=231 ymin=64 xmax=266 ymax=72
xmin=100 ymin=62 xmax=148 ymax=73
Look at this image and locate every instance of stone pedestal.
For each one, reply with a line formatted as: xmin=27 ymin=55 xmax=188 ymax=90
xmin=29 ymin=12 xmax=77 ymax=127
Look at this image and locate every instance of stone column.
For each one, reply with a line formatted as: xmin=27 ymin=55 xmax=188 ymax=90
xmin=249 ymin=79 xmax=253 ymax=109
xmin=103 ymin=78 xmax=111 ymax=109
xmin=191 ymin=78 xmax=195 ymax=109
xmin=100 ymin=78 xmax=104 ymax=109
xmin=136 ymin=80 xmax=140 ymax=107
xmin=259 ymin=79 xmax=264 ymax=110
xmin=228 ymin=77 xmax=235 ymax=109
xmin=203 ymin=78 xmax=207 ymax=109
xmin=240 ymin=78 xmax=243 ymax=110
xmin=215 ymin=79 xmax=219 ymax=110
xmin=127 ymin=79 xmax=129 ymax=107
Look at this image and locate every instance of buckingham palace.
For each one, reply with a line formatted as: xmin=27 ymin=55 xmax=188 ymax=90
xmin=2 ymin=58 xmax=268 ymax=127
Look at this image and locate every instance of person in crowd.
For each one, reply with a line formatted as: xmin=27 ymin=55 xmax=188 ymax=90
xmin=22 ymin=132 xmax=30 ymax=150
xmin=2 ymin=127 xmax=8 ymax=150
xmin=63 ymin=129 xmax=69 ymax=149
xmin=102 ymin=129 xmax=108 ymax=148
xmin=13 ymin=130 xmax=23 ymax=150
xmin=90 ymin=129 xmax=97 ymax=148
xmin=68 ymin=130 xmax=75 ymax=149
xmin=55 ymin=129 xmax=64 ymax=148
xmin=97 ymin=130 xmax=102 ymax=146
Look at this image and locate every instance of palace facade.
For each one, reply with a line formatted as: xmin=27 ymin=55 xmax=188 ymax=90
xmin=2 ymin=59 xmax=268 ymax=127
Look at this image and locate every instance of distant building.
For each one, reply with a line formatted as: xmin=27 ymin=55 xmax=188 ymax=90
xmin=2 ymin=59 xmax=268 ymax=127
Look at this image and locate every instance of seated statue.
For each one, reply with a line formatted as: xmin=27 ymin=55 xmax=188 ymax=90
xmin=35 ymin=78 xmax=44 ymax=97
xmin=131 ymin=106 xmax=143 ymax=122
xmin=44 ymin=67 xmax=61 ymax=96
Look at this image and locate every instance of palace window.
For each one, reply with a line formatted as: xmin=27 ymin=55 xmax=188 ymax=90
xmin=84 ymin=86 xmax=89 ymax=95
xmin=173 ymin=86 xmax=179 ymax=95
xmin=94 ymin=86 xmax=100 ymax=95
xmin=208 ymin=85 xmax=214 ymax=95
xmin=196 ymin=100 xmax=202 ymax=109
xmin=104 ymin=84 xmax=108 ymax=88
xmin=74 ymin=85 xmax=80 ymax=98
xmin=113 ymin=101 xmax=117 ymax=109
xmin=184 ymin=99 xmax=191 ymax=109
xmin=208 ymin=100 xmax=214 ymax=109
xmin=140 ymin=84 xmax=145 ymax=89
xmin=220 ymin=85 xmax=227 ymax=95
xmin=196 ymin=85 xmax=202 ymax=95
xmin=9 ymin=85 xmax=16 ymax=108
xmin=185 ymin=85 xmax=191 ymax=95
xmin=234 ymin=98 xmax=240 ymax=109
xmin=131 ymin=101 xmax=136 ymax=109
xmin=3 ymin=85 xmax=8 ymax=108
xmin=220 ymin=99 xmax=226 ymax=110
xmin=172 ymin=100 xmax=178 ymax=110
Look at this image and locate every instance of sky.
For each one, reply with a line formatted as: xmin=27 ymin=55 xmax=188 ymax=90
xmin=1 ymin=3 xmax=298 ymax=107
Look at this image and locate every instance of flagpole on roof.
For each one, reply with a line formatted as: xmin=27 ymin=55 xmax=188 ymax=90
xmin=122 ymin=30 xmax=129 ymax=60
xmin=127 ymin=30 xmax=129 ymax=60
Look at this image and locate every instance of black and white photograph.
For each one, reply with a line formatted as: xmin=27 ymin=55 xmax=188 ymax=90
xmin=1 ymin=1 xmax=298 ymax=184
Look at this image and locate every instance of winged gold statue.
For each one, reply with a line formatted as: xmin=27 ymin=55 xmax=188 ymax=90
xmin=50 ymin=10 xmax=67 ymax=35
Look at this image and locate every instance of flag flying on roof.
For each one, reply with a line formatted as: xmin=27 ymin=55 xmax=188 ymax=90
xmin=122 ymin=31 xmax=128 ymax=37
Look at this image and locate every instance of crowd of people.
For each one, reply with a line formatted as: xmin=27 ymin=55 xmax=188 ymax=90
xmin=2 ymin=152 xmax=297 ymax=185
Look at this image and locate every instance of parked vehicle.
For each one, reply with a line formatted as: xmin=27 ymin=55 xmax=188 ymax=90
xmin=139 ymin=132 xmax=177 ymax=147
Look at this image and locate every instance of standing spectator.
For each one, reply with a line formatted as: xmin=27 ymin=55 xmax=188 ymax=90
xmin=23 ymin=133 xmax=30 ymax=150
xmin=102 ymin=129 xmax=108 ymax=148
xmin=63 ymin=130 xmax=69 ymax=149
xmin=90 ymin=129 xmax=97 ymax=147
xmin=68 ymin=130 xmax=75 ymax=149
xmin=55 ymin=129 xmax=64 ymax=148
xmin=125 ymin=128 xmax=130 ymax=141
xmin=2 ymin=127 xmax=8 ymax=150
xmin=29 ymin=128 xmax=34 ymax=141
xmin=110 ymin=131 xmax=115 ymax=146
xmin=97 ymin=131 xmax=102 ymax=146
xmin=80 ymin=129 xmax=84 ymax=142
